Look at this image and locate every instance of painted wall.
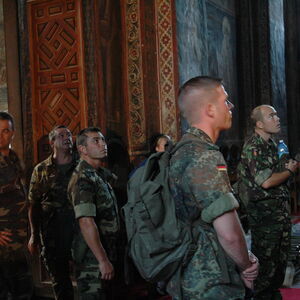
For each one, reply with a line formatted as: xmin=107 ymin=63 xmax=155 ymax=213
xmin=0 ymin=0 xmax=7 ymax=112
xmin=269 ymin=0 xmax=287 ymax=142
xmin=175 ymin=0 xmax=240 ymax=144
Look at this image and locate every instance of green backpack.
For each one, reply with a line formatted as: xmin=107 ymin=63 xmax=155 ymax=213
xmin=122 ymin=140 xmax=200 ymax=284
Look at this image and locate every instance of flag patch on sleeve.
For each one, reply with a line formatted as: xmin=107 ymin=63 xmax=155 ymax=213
xmin=217 ymin=164 xmax=227 ymax=171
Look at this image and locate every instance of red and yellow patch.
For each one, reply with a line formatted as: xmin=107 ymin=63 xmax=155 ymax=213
xmin=217 ymin=164 xmax=227 ymax=171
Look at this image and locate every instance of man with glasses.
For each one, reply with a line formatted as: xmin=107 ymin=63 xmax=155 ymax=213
xmin=68 ymin=127 xmax=120 ymax=299
xmin=237 ymin=105 xmax=298 ymax=299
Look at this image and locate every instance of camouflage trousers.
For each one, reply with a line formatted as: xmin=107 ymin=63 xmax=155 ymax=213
xmin=0 ymin=250 xmax=33 ymax=300
xmin=167 ymin=234 xmax=245 ymax=300
xmin=251 ymin=220 xmax=291 ymax=300
xmin=75 ymin=251 xmax=116 ymax=300
xmin=41 ymin=209 xmax=74 ymax=300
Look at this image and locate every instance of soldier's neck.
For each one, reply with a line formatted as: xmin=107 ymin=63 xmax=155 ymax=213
xmin=255 ymin=128 xmax=271 ymax=142
xmin=53 ymin=150 xmax=72 ymax=165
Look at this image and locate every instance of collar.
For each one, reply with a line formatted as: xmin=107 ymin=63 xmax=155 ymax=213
xmin=186 ymin=127 xmax=219 ymax=150
xmin=0 ymin=149 xmax=18 ymax=161
xmin=253 ymin=132 xmax=276 ymax=148
xmin=44 ymin=153 xmax=77 ymax=168
xmin=79 ymin=159 xmax=106 ymax=176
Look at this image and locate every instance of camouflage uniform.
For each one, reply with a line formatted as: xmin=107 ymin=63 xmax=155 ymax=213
xmin=0 ymin=150 xmax=33 ymax=299
xmin=237 ymin=133 xmax=290 ymax=300
xmin=28 ymin=154 xmax=77 ymax=300
xmin=168 ymin=127 xmax=245 ymax=300
xmin=68 ymin=159 xmax=120 ymax=300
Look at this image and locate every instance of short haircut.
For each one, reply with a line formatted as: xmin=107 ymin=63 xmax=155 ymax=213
xmin=250 ymin=105 xmax=273 ymax=127
xmin=0 ymin=111 xmax=14 ymax=130
xmin=76 ymin=127 xmax=102 ymax=147
xmin=178 ymin=76 xmax=223 ymax=124
xmin=48 ymin=125 xmax=68 ymax=142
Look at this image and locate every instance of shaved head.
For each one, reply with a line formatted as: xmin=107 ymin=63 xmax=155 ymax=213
xmin=178 ymin=76 xmax=223 ymax=124
xmin=251 ymin=105 xmax=274 ymax=127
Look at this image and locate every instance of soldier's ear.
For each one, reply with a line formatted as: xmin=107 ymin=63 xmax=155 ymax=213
xmin=206 ymin=102 xmax=215 ymax=118
xmin=49 ymin=138 xmax=54 ymax=149
xmin=78 ymin=144 xmax=87 ymax=155
xmin=256 ymin=120 xmax=264 ymax=129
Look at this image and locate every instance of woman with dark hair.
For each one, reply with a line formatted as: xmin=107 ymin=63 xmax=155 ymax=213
xmin=129 ymin=133 xmax=172 ymax=178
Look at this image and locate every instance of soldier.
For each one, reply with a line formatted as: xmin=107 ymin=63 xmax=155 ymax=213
xmin=0 ymin=111 xmax=33 ymax=299
xmin=237 ymin=105 xmax=298 ymax=300
xmin=168 ymin=77 xmax=259 ymax=299
xmin=68 ymin=127 xmax=120 ymax=299
xmin=28 ymin=125 xmax=77 ymax=300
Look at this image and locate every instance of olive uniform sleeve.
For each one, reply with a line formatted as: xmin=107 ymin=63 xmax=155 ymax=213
xmin=71 ymin=175 xmax=97 ymax=219
xmin=242 ymin=145 xmax=273 ymax=186
xmin=28 ymin=166 xmax=43 ymax=205
xmin=184 ymin=149 xmax=239 ymax=223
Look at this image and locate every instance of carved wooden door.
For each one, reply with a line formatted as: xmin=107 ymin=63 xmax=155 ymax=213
xmin=27 ymin=0 xmax=87 ymax=162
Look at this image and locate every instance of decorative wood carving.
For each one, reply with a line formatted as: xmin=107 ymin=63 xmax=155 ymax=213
xmin=155 ymin=0 xmax=179 ymax=141
xmin=122 ymin=0 xmax=179 ymax=157
xmin=27 ymin=0 xmax=87 ymax=162
xmin=123 ymin=0 xmax=146 ymax=154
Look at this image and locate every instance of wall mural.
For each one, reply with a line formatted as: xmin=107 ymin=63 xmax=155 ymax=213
xmin=175 ymin=0 xmax=239 ymax=145
xmin=269 ymin=0 xmax=287 ymax=141
xmin=0 ymin=0 xmax=7 ymax=112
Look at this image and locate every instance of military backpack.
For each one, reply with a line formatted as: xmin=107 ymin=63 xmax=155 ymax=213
xmin=123 ymin=140 xmax=202 ymax=284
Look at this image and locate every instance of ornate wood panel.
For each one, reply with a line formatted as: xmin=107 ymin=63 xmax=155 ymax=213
xmin=27 ymin=0 xmax=87 ymax=161
xmin=122 ymin=0 xmax=179 ymax=158
xmin=123 ymin=0 xmax=146 ymax=155
xmin=155 ymin=0 xmax=179 ymax=141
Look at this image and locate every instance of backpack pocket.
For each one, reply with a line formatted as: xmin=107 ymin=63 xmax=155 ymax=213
xmin=140 ymin=181 xmax=164 ymax=228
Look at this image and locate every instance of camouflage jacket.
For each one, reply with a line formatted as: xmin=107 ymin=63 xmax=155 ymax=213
xmin=168 ymin=127 xmax=244 ymax=299
xmin=28 ymin=154 xmax=77 ymax=226
xmin=0 ymin=150 xmax=28 ymax=260
xmin=68 ymin=159 xmax=120 ymax=263
xmin=237 ymin=133 xmax=289 ymax=222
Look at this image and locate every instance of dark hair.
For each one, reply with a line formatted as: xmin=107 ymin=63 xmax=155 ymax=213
xmin=48 ymin=125 xmax=68 ymax=142
xmin=148 ymin=133 xmax=171 ymax=155
xmin=76 ymin=127 xmax=102 ymax=147
xmin=0 ymin=111 xmax=14 ymax=130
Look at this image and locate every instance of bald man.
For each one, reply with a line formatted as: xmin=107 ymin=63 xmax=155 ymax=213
xmin=167 ymin=76 xmax=258 ymax=299
xmin=237 ymin=105 xmax=298 ymax=300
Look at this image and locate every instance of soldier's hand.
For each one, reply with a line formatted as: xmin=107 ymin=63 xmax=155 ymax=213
xmin=241 ymin=276 xmax=254 ymax=290
xmin=27 ymin=234 xmax=40 ymax=255
xmin=99 ymin=259 xmax=114 ymax=280
xmin=242 ymin=251 xmax=259 ymax=281
xmin=0 ymin=231 xmax=12 ymax=246
xmin=285 ymin=159 xmax=298 ymax=174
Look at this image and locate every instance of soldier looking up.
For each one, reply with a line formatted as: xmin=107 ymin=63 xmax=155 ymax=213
xmin=167 ymin=76 xmax=259 ymax=299
xmin=68 ymin=127 xmax=120 ymax=299
xmin=237 ymin=105 xmax=298 ymax=300
xmin=28 ymin=125 xmax=77 ymax=300
xmin=0 ymin=111 xmax=33 ymax=299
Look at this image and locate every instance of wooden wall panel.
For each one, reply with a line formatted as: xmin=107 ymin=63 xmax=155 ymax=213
xmin=27 ymin=0 xmax=87 ymax=162
xmin=155 ymin=0 xmax=179 ymax=141
xmin=122 ymin=0 xmax=179 ymax=158
xmin=122 ymin=0 xmax=147 ymax=155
